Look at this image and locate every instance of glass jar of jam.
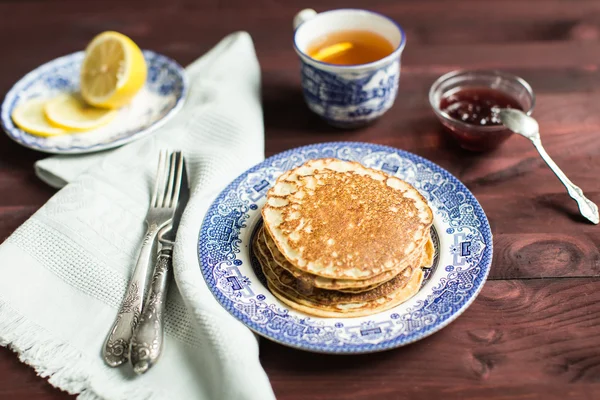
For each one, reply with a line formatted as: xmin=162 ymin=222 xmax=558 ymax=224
xmin=429 ymin=70 xmax=535 ymax=151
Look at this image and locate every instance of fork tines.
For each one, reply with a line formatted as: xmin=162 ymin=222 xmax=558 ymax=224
xmin=151 ymin=150 xmax=184 ymax=210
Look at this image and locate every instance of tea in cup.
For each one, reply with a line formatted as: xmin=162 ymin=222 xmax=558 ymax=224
xmin=293 ymin=9 xmax=406 ymax=128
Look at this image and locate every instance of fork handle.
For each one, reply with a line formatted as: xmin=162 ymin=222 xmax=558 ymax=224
xmin=102 ymin=222 xmax=160 ymax=367
xmin=130 ymin=246 xmax=172 ymax=374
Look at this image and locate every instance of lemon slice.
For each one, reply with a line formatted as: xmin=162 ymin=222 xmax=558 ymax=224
xmin=312 ymin=42 xmax=353 ymax=62
xmin=80 ymin=31 xmax=147 ymax=109
xmin=11 ymin=98 xmax=70 ymax=137
xmin=44 ymin=93 xmax=117 ymax=131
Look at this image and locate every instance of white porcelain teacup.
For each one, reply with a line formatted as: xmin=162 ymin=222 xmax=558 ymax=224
xmin=293 ymin=8 xmax=406 ymax=128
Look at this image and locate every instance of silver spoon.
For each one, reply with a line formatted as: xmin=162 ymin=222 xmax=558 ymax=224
xmin=498 ymin=108 xmax=598 ymax=224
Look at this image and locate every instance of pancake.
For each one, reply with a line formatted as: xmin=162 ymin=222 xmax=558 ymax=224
xmin=421 ymin=233 xmax=435 ymax=269
xmin=253 ymin=231 xmax=415 ymax=305
xmin=260 ymin=226 xmax=418 ymax=292
xmin=267 ymin=269 xmax=424 ymax=318
xmin=262 ymin=158 xmax=433 ymax=280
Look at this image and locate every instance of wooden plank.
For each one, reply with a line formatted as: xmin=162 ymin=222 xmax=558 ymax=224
xmin=490 ymin=233 xmax=600 ymax=279
xmin=0 ymin=170 xmax=55 ymax=207
xmin=0 ymin=347 xmax=70 ymax=399
xmin=3 ymin=0 xmax=600 ymax=27
xmin=2 ymin=0 xmax=600 ymax=83
xmin=262 ymin=278 xmax=600 ymax=400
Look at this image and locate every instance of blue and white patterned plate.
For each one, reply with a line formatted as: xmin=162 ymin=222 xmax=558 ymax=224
xmin=1 ymin=50 xmax=187 ymax=154
xmin=198 ymin=142 xmax=493 ymax=354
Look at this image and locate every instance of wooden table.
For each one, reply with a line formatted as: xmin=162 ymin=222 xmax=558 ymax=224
xmin=1 ymin=0 xmax=599 ymax=399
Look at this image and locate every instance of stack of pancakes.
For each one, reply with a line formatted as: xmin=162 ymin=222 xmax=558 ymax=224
xmin=254 ymin=158 xmax=434 ymax=318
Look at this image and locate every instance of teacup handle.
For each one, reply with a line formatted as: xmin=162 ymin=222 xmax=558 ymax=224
xmin=293 ymin=8 xmax=317 ymax=30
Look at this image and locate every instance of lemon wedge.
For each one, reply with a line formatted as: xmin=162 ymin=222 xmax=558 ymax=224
xmin=80 ymin=31 xmax=147 ymax=109
xmin=44 ymin=93 xmax=117 ymax=131
xmin=11 ymin=98 xmax=70 ymax=137
xmin=312 ymin=42 xmax=353 ymax=62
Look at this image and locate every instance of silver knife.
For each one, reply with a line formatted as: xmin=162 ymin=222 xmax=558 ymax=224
xmin=129 ymin=156 xmax=189 ymax=374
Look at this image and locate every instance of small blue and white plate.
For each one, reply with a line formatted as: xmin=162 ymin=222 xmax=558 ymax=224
xmin=1 ymin=50 xmax=187 ymax=154
xmin=198 ymin=142 xmax=493 ymax=354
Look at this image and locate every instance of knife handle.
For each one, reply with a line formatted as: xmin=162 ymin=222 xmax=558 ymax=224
xmin=130 ymin=247 xmax=172 ymax=374
xmin=102 ymin=222 xmax=160 ymax=367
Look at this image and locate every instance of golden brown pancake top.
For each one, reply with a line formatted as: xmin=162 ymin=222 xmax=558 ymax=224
xmin=263 ymin=158 xmax=433 ymax=279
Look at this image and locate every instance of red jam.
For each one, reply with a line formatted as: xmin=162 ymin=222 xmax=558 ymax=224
xmin=439 ymin=88 xmax=524 ymax=151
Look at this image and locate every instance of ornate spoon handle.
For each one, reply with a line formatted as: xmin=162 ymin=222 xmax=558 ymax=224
xmin=130 ymin=246 xmax=172 ymax=374
xmin=102 ymin=222 xmax=160 ymax=367
xmin=531 ymin=138 xmax=599 ymax=224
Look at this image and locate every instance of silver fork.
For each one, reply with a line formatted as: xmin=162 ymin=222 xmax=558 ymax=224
xmin=102 ymin=150 xmax=184 ymax=367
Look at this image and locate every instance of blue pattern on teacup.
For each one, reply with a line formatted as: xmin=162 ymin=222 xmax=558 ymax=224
xmin=300 ymin=60 xmax=399 ymax=127
xmin=198 ymin=142 xmax=493 ymax=354
xmin=1 ymin=50 xmax=187 ymax=154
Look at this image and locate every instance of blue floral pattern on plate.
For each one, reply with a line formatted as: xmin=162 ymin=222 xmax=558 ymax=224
xmin=1 ymin=50 xmax=187 ymax=154
xmin=198 ymin=142 xmax=493 ymax=354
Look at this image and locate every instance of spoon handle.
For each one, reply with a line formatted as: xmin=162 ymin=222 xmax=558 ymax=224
xmin=531 ymin=138 xmax=599 ymax=224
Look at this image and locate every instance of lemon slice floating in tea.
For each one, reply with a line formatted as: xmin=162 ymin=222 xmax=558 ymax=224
xmin=80 ymin=31 xmax=147 ymax=109
xmin=11 ymin=98 xmax=71 ymax=137
xmin=44 ymin=93 xmax=117 ymax=131
xmin=311 ymin=42 xmax=353 ymax=62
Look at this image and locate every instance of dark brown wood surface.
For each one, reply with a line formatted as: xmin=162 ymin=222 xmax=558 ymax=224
xmin=1 ymin=0 xmax=599 ymax=399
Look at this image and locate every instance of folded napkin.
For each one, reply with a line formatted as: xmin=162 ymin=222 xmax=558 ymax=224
xmin=0 ymin=32 xmax=275 ymax=400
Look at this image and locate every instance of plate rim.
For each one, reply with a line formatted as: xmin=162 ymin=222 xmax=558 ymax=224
xmin=0 ymin=50 xmax=188 ymax=155
xmin=198 ymin=141 xmax=493 ymax=354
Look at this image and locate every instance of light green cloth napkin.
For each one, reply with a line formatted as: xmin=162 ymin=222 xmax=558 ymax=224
xmin=0 ymin=32 xmax=275 ymax=400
